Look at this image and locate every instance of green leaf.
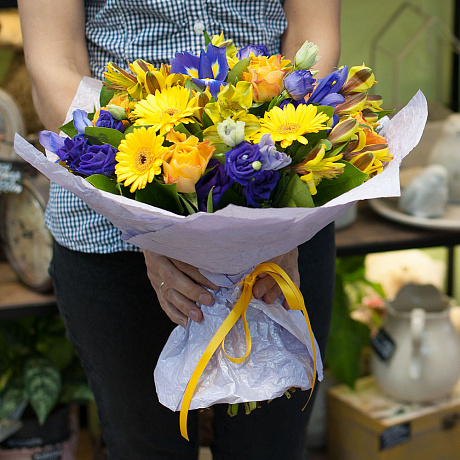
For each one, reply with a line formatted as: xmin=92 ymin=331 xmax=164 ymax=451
xmin=185 ymin=79 xmax=204 ymax=92
xmin=0 ymin=386 xmax=27 ymax=419
xmin=289 ymin=143 xmax=312 ymax=164
xmin=248 ymin=102 xmax=270 ymax=118
xmin=315 ymin=104 xmax=335 ymax=119
xmin=201 ymin=112 xmax=214 ymax=130
xmin=86 ymin=175 xmax=120 ymax=195
xmin=203 ymin=30 xmax=212 ymax=46
xmin=275 ymin=173 xmax=314 ymax=208
xmin=211 ymin=143 xmax=230 ymax=161
xmin=24 ymin=357 xmax=61 ymax=425
xmin=84 ymin=126 xmax=125 ymax=148
xmin=59 ymin=383 xmax=94 ymax=405
xmin=325 ymin=273 xmax=370 ymax=388
xmin=58 ymin=120 xmax=78 ymax=139
xmin=226 ymin=58 xmax=250 ymax=83
xmin=313 ymin=162 xmax=368 ymax=207
xmin=38 ymin=336 xmax=75 ymax=372
xmin=179 ymin=193 xmax=198 ymax=215
xmin=173 ymin=123 xmax=193 ymax=137
xmin=206 ymin=187 xmax=214 ymax=213
xmin=100 ymin=85 xmax=116 ymax=107
xmin=336 ymin=255 xmax=367 ymax=279
xmin=135 ymin=181 xmax=184 ymax=215
xmin=267 ymin=90 xmax=288 ymax=111
xmin=214 ymin=184 xmax=246 ymax=210
xmin=377 ymin=109 xmax=394 ymax=120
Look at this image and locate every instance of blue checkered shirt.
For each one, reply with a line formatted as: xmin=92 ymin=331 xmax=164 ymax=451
xmin=45 ymin=0 xmax=287 ymax=253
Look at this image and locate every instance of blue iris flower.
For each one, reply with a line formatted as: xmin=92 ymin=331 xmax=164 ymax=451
xmin=308 ymin=66 xmax=348 ymax=107
xmin=170 ymin=44 xmax=229 ymax=99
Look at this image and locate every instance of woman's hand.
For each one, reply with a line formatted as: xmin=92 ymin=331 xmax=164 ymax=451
xmin=143 ymin=250 xmax=219 ymax=328
xmin=252 ymin=248 xmax=300 ymax=308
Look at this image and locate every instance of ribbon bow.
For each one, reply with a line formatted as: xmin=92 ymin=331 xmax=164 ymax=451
xmin=179 ymin=262 xmax=317 ymax=440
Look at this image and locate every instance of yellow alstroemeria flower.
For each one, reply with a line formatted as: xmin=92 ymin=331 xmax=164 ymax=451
xmin=341 ymin=65 xmax=376 ymax=94
xmin=204 ymin=81 xmax=254 ymax=124
xmin=292 ymin=144 xmax=345 ymax=195
xmin=104 ymin=62 xmax=143 ymax=99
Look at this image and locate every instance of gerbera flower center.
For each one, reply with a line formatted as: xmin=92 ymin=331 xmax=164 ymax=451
xmin=135 ymin=148 xmax=154 ymax=171
xmin=162 ymin=108 xmax=180 ymax=117
xmin=277 ymin=123 xmax=301 ymax=134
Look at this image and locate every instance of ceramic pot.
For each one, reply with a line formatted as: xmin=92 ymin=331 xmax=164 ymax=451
xmin=371 ymin=284 xmax=460 ymax=403
xmin=0 ymin=405 xmax=78 ymax=460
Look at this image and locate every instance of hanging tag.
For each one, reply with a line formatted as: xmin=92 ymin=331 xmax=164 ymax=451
xmin=371 ymin=328 xmax=396 ymax=361
xmin=379 ymin=422 xmax=411 ymax=450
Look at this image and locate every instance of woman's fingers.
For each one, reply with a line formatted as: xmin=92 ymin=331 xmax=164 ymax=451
xmin=252 ymin=248 xmax=300 ymax=308
xmin=143 ymin=250 xmax=217 ymax=327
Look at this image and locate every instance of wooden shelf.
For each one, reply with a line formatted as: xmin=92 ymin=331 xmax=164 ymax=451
xmin=335 ymin=202 xmax=460 ymax=296
xmin=336 ymin=201 xmax=460 ymax=257
xmin=0 ymin=261 xmax=57 ymax=319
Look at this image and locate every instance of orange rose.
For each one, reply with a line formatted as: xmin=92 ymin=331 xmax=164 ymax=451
xmin=243 ymin=55 xmax=288 ymax=103
xmin=162 ymin=131 xmax=215 ymax=193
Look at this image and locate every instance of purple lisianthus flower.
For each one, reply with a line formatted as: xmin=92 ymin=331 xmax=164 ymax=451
xmin=54 ymin=136 xmax=116 ymax=177
xmin=308 ymin=66 xmax=348 ymax=107
xmin=73 ymin=109 xmax=93 ymax=135
xmin=284 ymin=70 xmax=316 ymax=101
xmin=244 ymin=169 xmax=280 ymax=207
xmin=95 ymin=110 xmax=125 ymax=132
xmin=256 ymin=134 xmax=291 ymax=170
xmin=38 ymin=130 xmax=66 ymax=153
xmin=196 ymin=159 xmax=235 ymax=211
xmin=225 ymin=142 xmax=261 ymax=186
xmin=236 ymin=45 xmax=269 ymax=60
xmin=74 ymin=143 xmax=117 ymax=177
xmin=56 ymin=136 xmax=88 ymax=169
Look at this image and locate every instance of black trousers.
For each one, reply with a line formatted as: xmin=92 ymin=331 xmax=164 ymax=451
xmin=50 ymin=223 xmax=335 ymax=460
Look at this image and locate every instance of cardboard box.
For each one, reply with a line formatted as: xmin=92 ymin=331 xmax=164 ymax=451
xmin=327 ymin=376 xmax=460 ymax=459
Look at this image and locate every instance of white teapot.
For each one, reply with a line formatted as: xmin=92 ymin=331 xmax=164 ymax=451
xmin=371 ymin=284 xmax=460 ymax=403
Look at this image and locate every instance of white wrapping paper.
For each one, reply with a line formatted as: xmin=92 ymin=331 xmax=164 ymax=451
xmin=13 ymin=79 xmax=428 ymax=411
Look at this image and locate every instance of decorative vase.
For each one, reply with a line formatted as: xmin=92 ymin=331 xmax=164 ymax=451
xmin=371 ymin=284 xmax=460 ymax=403
xmin=0 ymin=405 xmax=79 ymax=460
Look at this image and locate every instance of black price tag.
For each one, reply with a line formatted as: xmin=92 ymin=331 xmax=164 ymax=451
xmin=379 ymin=423 xmax=411 ymax=450
xmin=371 ymin=328 xmax=396 ymax=361
xmin=0 ymin=161 xmax=22 ymax=193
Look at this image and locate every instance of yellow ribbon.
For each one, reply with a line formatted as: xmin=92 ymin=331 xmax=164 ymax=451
xmin=179 ymin=262 xmax=317 ymax=440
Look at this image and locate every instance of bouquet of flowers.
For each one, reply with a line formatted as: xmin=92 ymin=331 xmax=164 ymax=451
xmin=38 ymin=36 xmax=393 ymax=215
xmin=14 ymin=34 xmax=427 ymax=440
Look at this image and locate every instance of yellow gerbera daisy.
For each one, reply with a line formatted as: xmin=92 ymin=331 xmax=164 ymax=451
xmin=253 ymin=103 xmax=330 ymax=149
xmin=131 ymin=86 xmax=200 ymax=135
xmin=115 ymin=127 xmax=167 ymax=192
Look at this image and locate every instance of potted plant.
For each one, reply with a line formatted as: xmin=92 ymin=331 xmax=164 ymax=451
xmin=0 ymin=315 xmax=94 ymax=458
xmin=307 ymin=255 xmax=386 ymax=450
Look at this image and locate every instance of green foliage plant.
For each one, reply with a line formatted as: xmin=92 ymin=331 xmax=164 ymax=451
xmin=0 ymin=315 xmax=93 ymax=426
xmin=326 ymin=255 xmax=385 ymax=388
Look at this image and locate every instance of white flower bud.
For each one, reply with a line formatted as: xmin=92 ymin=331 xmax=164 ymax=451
xmin=252 ymin=161 xmax=262 ymax=171
xmin=107 ymin=104 xmax=128 ymax=120
xmin=216 ymin=118 xmax=246 ymax=147
xmin=294 ymin=41 xmax=320 ymax=70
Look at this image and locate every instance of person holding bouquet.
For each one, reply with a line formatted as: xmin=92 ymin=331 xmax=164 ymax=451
xmin=17 ymin=0 xmax=341 ymax=458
